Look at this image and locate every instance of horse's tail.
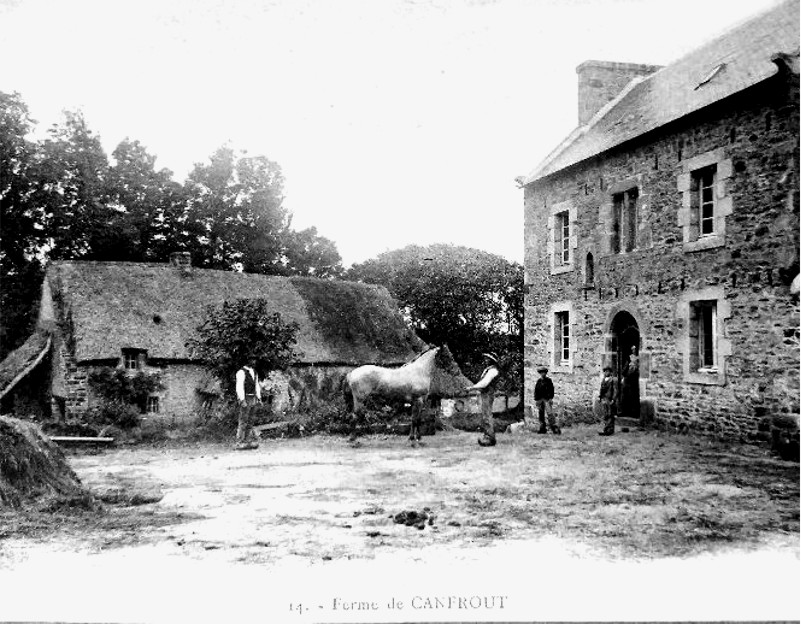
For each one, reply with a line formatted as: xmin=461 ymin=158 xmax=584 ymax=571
xmin=342 ymin=376 xmax=354 ymax=413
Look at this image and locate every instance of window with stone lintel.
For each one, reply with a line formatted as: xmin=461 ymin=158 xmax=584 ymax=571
xmin=612 ymin=187 xmax=638 ymax=253
xmin=547 ymin=201 xmax=577 ymax=275
xmin=677 ymin=286 xmax=731 ymax=385
xmin=548 ymin=301 xmax=574 ymax=372
xmin=677 ymin=148 xmax=733 ymax=252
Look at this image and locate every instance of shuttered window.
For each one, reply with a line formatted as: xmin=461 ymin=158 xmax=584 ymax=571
xmin=690 ymin=300 xmax=717 ymax=371
xmin=556 ymin=311 xmax=570 ymax=365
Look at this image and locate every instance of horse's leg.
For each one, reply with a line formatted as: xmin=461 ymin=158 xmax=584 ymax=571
xmin=348 ymin=395 xmax=363 ymax=444
xmin=410 ymin=397 xmax=424 ymax=442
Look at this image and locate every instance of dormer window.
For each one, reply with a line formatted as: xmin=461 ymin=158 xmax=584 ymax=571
xmin=122 ymin=349 xmax=144 ymax=370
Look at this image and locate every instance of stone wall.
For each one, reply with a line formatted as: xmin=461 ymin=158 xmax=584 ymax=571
xmin=156 ymin=363 xmax=206 ymax=422
xmin=524 ymin=76 xmax=799 ymax=440
xmin=54 ymin=342 xmax=90 ymax=417
xmin=264 ymin=365 xmax=353 ymax=414
xmin=55 ymin=353 xmax=359 ymax=421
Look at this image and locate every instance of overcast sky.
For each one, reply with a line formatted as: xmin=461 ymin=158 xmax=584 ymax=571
xmin=0 ymin=0 xmax=781 ymax=266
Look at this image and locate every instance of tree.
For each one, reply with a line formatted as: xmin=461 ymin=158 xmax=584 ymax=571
xmin=281 ymin=226 xmax=344 ymax=278
xmin=34 ymin=110 xmax=113 ymax=260
xmin=104 ymin=138 xmax=187 ymax=262
xmin=0 ymin=91 xmax=346 ymax=357
xmin=0 ymin=92 xmax=45 ymax=356
xmin=187 ymin=299 xmax=300 ymax=396
xmin=183 ymin=147 xmax=290 ymax=273
xmin=347 ymin=244 xmax=524 ymax=390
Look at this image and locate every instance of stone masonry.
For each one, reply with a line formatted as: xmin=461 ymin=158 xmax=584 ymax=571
xmin=577 ymin=61 xmax=663 ymax=125
xmin=524 ymin=71 xmax=800 ymax=440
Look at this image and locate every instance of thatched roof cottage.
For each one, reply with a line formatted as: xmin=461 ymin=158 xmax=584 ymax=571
xmin=1 ymin=252 xmax=427 ymax=420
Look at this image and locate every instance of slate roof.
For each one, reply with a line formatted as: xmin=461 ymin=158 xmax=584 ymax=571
xmin=45 ymin=261 xmax=424 ymax=366
xmin=525 ymin=0 xmax=800 ymax=183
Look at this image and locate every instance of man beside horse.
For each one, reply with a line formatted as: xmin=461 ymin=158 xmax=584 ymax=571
xmin=469 ymin=352 xmax=501 ymax=447
xmin=343 ymin=345 xmax=471 ymax=447
xmin=343 ymin=345 xmax=504 ymax=448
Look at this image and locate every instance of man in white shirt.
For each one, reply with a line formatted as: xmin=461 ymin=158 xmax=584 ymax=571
xmin=469 ymin=352 xmax=500 ymax=447
xmin=234 ymin=361 xmax=261 ymax=450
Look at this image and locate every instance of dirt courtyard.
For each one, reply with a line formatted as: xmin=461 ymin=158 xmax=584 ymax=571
xmin=0 ymin=425 xmax=798 ymax=623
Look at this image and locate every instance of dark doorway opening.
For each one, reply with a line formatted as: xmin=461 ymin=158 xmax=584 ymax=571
xmin=610 ymin=311 xmax=640 ymax=419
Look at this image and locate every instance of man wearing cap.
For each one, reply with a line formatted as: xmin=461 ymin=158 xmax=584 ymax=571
xmin=598 ymin=365 xmax=617 ymax=436
xmin=469 ymin=352 xmax=501 ymax=447
xmin=534 ymin=365 xmax=560 ymax=434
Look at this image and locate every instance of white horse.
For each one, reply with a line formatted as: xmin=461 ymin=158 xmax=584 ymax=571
xmin=343 ymin=346 xmax=465 ymax=443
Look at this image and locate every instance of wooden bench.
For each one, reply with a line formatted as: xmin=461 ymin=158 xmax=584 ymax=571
xmin=50 ymin=436 xmax=115 ymax=447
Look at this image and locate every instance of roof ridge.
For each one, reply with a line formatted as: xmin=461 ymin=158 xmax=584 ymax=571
xmin=657 ymin=0 xmax=793 ymax=69
xmin=522 ymin=0 xmax=797 ymax=184
xmin=523 ymin=74 xmax=648 ymax=185
xmin=49 ymin=259 xmax=167 ymax=269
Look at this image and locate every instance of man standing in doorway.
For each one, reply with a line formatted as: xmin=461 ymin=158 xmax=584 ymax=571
xmin=235 ymin=360 xmax=261 ymax=450
xmin=470 ymin=352 xmax=501 ymax=447
xmin=598 ymin=365 xmax=617 ymax=436
xmin=621 ymin=346 xmax=640 ymax=420
xmin=534 ymin=365 xmax=560 ymax=434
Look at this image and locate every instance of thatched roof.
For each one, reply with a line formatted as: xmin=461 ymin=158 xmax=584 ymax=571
xmin=524 ymin=0 xmax=799 ymax=183
xmin=45 ymin=260 xmax=424 ymax=366
xmin=0 ymin=328 xmax=51 ymax=401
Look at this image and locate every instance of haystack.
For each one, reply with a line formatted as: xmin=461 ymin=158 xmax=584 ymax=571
xmin=0 ymin=415 xmax=88 ymax=508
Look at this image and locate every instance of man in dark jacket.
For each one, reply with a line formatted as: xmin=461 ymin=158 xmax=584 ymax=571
xmin=534 ymin=365 xmax=560 ymax=434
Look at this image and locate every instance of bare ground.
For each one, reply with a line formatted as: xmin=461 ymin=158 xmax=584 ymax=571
xmin=0 ymin=424 xmax=798 ymax=621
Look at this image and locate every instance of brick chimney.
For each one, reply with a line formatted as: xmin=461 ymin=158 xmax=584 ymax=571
xmin=576 ymin=60 xmax=662 ymax=125
xmin=169 ymin=251 xmax=192 ymax=275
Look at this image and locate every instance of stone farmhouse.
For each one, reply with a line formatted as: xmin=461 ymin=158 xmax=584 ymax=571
xmin=0 ymin=252 xmax=425 ymax=421
xmin=520 ymin=0 xmax=799 ymax=439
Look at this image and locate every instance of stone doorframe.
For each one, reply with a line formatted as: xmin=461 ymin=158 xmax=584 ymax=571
xmin=601 ymin=303 xmax=648 ymax=370
xmin=601 ymin=303 xmax=651 ymax=417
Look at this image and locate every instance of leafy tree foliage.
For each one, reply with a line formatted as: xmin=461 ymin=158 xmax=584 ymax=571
xmin=282 ymin=226 xmax=344 ymax=278
xmin=105 ymin=138 xmax=187 ymax=262
xmin=0 ymin=93 xmax=44 ymax=356
xmin=347 ymin=244 xmax=524 ymax=391
xmin=35 ymin=110 xmax=112 ymax=260
xmin=183 ymin=147 xmax=288 ymax=272
xmin=188 ymin=299 xmax=300 ymax=396
xmin=0 ymin=91 xmax=344 ymax=355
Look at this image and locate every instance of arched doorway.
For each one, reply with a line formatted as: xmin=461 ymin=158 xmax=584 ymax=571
xmin=609 ymin=310 xmax=640 ymax=419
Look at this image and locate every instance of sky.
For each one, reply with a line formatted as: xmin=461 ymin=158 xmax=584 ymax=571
xmin=0 ymin=0 xmax=782 ymax=267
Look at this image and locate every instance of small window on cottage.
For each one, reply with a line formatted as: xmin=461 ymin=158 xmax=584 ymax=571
xmin=146 ymin=396 xmax=160 ymax=414
xmin=122 ymin=350 xmax=141 ymax=370
xmin=612 ymin=188 xmax=638 ymax=253
xmin=555 ymin=311 xmax=570 ymax=365
xmin=555 ymin=211 xmax=570 ymax=265
xmin=692 ymin=165 xmax=717 ymax=237
xmin=690 ymin=300 xmax=717 ymax=371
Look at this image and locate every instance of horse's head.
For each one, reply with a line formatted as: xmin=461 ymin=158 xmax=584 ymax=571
xmin=412 ymin=345 xmax=461 ymax=377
